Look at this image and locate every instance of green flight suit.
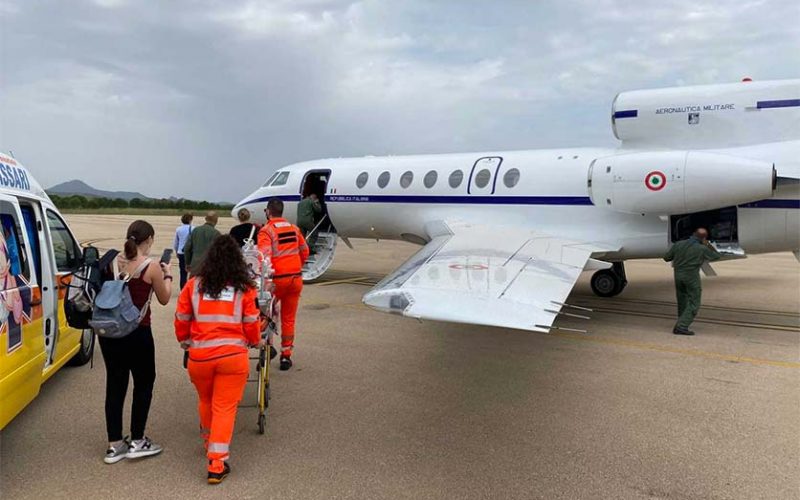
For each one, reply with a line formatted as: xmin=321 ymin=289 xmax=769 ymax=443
xmin=663 ymin=237 xmax=721 ymax=329
xmin=296 ymin=197 xmax=322 ymax=248
xmin=183 ymin=222 xmax=221 ymax=273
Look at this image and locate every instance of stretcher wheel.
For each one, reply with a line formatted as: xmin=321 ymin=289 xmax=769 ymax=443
xmin=258 ymin=413 xmax=266 ymax=435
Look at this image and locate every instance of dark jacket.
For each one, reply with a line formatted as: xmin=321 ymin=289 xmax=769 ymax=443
xmin=184 ymin=222 xmax=221 ymax=271
xmin=230 ymin=223 xmax=259 ymax=248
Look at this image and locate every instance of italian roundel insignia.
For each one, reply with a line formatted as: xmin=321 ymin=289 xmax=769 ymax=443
xmin=645 ymin=171 xmax=667 ymax=191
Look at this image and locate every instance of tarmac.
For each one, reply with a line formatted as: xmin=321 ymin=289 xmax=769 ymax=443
xmin=1 ymin=214 xmax=798 ymax=500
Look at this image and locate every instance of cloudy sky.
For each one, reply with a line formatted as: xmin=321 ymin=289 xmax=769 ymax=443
xmin=1 ymin=0 xmax=798 ymax=202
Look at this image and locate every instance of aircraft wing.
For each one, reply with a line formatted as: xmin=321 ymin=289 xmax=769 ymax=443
xmin=362 ymin=221 xmax=617 ymax=332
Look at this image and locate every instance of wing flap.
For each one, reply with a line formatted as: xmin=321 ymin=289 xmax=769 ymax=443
xmin=363 ymin=222 xmax=617 ymax=332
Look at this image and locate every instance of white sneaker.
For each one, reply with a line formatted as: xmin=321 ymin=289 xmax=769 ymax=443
xmin=104 ymin=437 xmax=130 ymax=464
xmin=126 ymin=436 xmax=163 ymax=459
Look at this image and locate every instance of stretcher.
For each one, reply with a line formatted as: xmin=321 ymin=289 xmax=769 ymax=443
xmin=246 ymin=306 xmax=276 ymax=434
xmin=243 ymin=231 xmax=276 ymax=435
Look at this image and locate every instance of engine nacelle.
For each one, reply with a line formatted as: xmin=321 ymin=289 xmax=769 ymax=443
xmin=588 ymin=151 xmax=775 ymax=215
xmin=611 ymin=79 xmax=800 ymax=149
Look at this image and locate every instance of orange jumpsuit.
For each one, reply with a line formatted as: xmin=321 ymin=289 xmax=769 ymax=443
xmin=174 ymin=278 xmax=261 ymax=474
xmin=258 ymin=217 xmax=309 ymax=359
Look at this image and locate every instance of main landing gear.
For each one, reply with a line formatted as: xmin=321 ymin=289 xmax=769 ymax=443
xmin=590 ymin=262 xmax=627 ymax=298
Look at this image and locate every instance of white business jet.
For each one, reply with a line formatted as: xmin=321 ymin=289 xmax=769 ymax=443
xmin=234 ymin=78 xmax=800 ymax=332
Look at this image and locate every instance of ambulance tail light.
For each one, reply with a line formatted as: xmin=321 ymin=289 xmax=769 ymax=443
xmin=588 ymin=151 xmax=774 ymax=215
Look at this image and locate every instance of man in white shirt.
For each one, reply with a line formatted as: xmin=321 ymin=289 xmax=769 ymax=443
xmin=173 ymin=213 xmax=194 ymax=288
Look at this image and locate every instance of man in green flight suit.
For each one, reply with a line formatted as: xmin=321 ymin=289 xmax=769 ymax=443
xmin=663 ymin=227 xmax=721 ymax=335
xmin=296 ymin=193 xmax=322 ymax=251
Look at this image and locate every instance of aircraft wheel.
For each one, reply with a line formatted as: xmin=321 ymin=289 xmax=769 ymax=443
xmin=591 ymin=269 xmax=624 ymax=297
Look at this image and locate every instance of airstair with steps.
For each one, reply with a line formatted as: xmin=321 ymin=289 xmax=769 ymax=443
xmin=301 ymin=215 xmax=337 ymax=282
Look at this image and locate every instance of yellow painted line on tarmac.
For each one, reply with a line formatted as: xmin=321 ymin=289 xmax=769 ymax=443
xmin=317 ymin=276 xmax=372 ymax=286
xmin=552 ymin=331 xmax=800 ymax=369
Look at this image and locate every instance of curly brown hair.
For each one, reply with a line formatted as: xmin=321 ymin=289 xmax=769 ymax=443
xmin=195 ymin=235 xmax=253 ymax=298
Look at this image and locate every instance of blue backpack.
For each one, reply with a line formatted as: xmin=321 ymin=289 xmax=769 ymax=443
xmin=89 ymin=259 xmax=153 ymax=339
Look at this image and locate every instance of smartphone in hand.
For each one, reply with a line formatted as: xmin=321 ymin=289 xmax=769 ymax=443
xmin=160 ymin=248 xmax=173 ymax=265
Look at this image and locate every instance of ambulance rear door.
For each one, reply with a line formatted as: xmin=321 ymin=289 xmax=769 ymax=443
xmin=0 ymin=193 xmax=43 ymax=430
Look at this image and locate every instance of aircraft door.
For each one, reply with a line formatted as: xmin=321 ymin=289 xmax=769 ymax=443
xmin=468 ymin=157 xmax=503 ymax=195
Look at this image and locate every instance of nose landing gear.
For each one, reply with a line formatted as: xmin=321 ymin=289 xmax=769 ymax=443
xmin=590 ymin=262 xmax=627 ymax=297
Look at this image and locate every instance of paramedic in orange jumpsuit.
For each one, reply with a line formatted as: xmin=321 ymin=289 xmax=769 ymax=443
xmin=174 ymin=235 xmax=262 ymax=485
xmin=258 ymin=198 xmax=309 ymax=371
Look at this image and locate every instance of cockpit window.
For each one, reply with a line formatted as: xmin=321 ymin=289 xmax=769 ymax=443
xmin=262 ymin=172 xmax=279 ymax=187
xmin=271 ymin=172 xmax=290 ymax=187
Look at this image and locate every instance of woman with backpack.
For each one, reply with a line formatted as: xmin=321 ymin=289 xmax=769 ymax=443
xmin=100 ymin=220 xmax=173 ymax=464
xmin=174 ymin=235 xmax=262 ymax=484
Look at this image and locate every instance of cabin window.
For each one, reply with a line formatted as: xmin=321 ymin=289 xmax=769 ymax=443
xmin=377 ymin=171 xmax=391 ymax=189
xmin=0 ymin=202 xmax=30 ymax=282
xmin=474 ymin=169 xmax=491 ymax=188
xmin=400 ymin=171 xmax=414 ymax=189
xmin=356 ymin=172 xmax=369 ymax=189
xmin=503 ymin=168 xmax=520 ymax=188
xmin=423 ymin=170 xmax=438 ymax=188
xmin=449 ymin=170 xmax=464 ymax=188
xmin=271 ymin=172 xmax=290 ymax=187
xmin=46 ymin=210 xmax=81 ymax=272
xmin=262 ymin=172 xmax=279 ymax=187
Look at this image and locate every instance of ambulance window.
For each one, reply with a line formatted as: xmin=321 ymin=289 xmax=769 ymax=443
xmin=262 ymin=172 xmax=279 ymax=187
xmin=377 ymin=171 xmax=391 ymax=188
xmin=474 ymin=169 xmax=491 ymax=188
xmin=19 ymin=205 xmax=41 ymax=285
xmin=503 ymin=168 xmax=520 ymax=188
xmin=449 ymin=170 xmax=464 ymax=188
xmin=0 ymin=202 xmax=30 ymax=282
xmin=46 ymin=210 xmax=81 ymax=272
xmin=424 ymin=170 xmax=438 ymax=188
xmin=356 ymin=172 xmax=369 ymax=189
xmin=400 ymin=171 xmax=414 ymax=188
xmin=271 ymin=172 xmax=290 ymax=187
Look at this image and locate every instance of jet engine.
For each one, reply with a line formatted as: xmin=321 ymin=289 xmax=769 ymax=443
xmin=611 ymin=79 xmax=800 ymax=149
xmin=588 ymin=151 xmax=775 ymax=215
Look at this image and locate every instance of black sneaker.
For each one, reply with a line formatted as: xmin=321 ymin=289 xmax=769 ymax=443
xmin=207 ymin=462 xmax=231 ymax=485
xmin=279 ymin=356 xmax=293 ymax=371
xmin=673 ymin=327 xmax=695 ymax=336
xmin=269 ymin=346 xmax=278 ymax=360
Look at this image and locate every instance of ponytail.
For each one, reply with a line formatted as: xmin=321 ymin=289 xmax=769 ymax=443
xmin=124 ymin=237 xmax=138 ymax=260
xmin=124 ymin=220 xmax=155 ymax=260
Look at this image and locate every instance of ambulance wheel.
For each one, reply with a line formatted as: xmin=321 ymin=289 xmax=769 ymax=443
xmin=258 ymin=413 xmax=266 ymax=435
xmin=68 ymin=329 xmax=95 ymax=366
xmin=590 ymin=270 xmax=625 ymax=298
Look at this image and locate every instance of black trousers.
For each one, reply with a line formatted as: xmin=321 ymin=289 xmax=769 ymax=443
xmin=98 ymin=326 xmax=156 ymax=442
xmin=178 ymin=253 xmax=188 ymax=289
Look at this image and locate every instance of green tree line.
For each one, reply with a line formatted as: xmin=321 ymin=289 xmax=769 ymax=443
xmin=49 ymin=194 xmax=234 ymax=211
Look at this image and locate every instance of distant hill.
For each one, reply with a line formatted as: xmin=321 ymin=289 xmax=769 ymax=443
xmin=47 ymin=180 xmax=150 ymax=201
